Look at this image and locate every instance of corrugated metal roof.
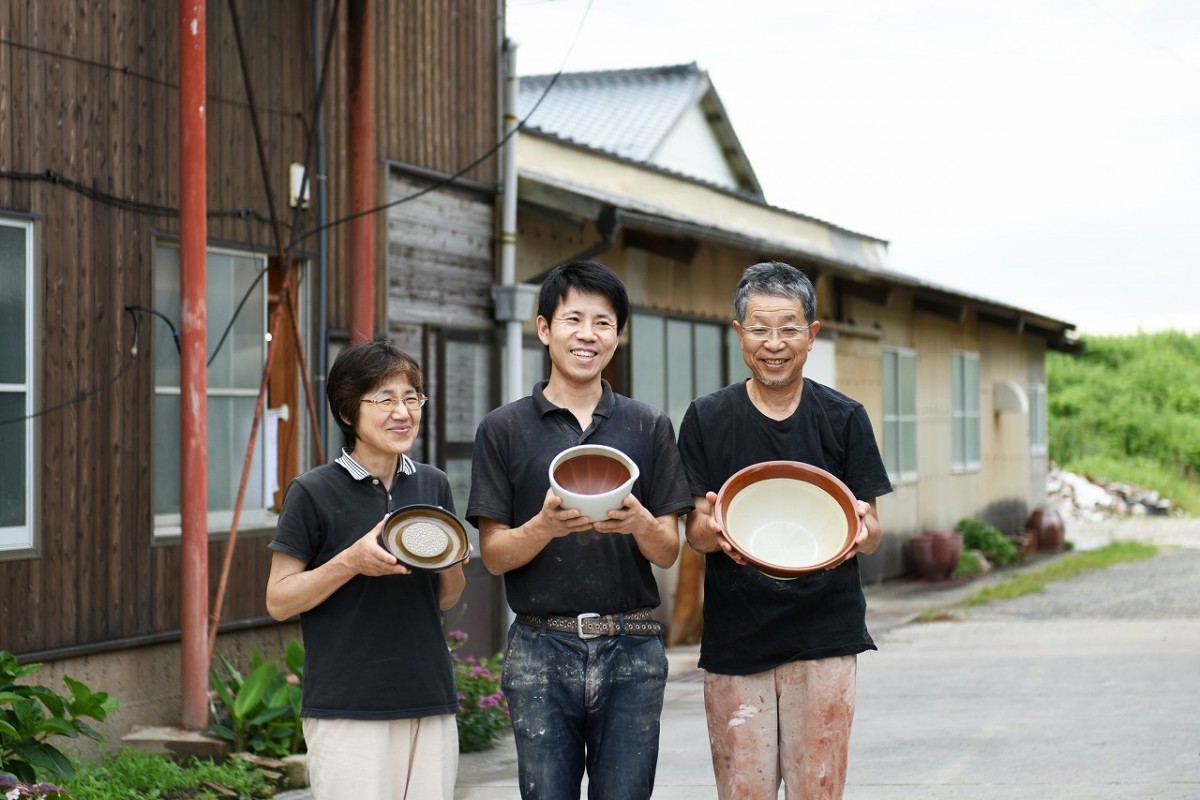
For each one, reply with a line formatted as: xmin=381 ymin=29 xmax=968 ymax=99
xmin=518 ymin=63 xmax=761 ymax=195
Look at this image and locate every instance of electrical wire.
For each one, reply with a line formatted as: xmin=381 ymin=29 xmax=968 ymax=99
xmin=0 ymin=0 xmax=595 ymax=428
xmin=287 ymin=0 xmax=595 ymax=251
xmin=0 ymin=35 xmax=305 ymax=119
xmin=0 ymin=307 xmax=143 ymax=427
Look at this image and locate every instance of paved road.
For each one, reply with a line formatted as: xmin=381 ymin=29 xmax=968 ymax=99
xmin=848 ymin=546 xmax=1200 ymax=800
xmin=282 ymin=517 xmax=1200 ymax=799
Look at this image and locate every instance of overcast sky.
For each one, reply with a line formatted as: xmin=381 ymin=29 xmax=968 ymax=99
xmin=506 ymin=0 xmax=1199 ymax=337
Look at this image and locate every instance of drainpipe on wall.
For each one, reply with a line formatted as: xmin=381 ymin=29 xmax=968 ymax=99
xmin=348 ymin=0 xmax=375 ymax=343
xmin=312 ymin=0 xmax=330 ymax=452
xmin=178 ymin=0 xmax=209 ymax=732
xmin=492 ymin=40 xmax=538 ymax=403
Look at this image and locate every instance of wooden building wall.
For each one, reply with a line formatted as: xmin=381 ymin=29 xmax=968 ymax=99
xmin=0 ymin=0 xmax=501 ymax=659
xmin=322 ymin=0 xmax=501 ymax=334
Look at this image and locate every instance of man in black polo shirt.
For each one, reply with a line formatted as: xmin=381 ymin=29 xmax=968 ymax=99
xmin=467 ymin=260 xmax=693 ymax=800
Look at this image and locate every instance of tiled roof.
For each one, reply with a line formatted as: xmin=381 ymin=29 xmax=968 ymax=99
xmin=519 ymin=63 xmax=706 ymax=161
xmin=518 ymin=63 xmax=761 ymax=195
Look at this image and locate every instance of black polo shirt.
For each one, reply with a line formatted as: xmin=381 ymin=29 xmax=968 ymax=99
xmin=269 ymin=454 xmax=459 ymax=720
xmin=467 ymin=380 xmax=693 ymax=617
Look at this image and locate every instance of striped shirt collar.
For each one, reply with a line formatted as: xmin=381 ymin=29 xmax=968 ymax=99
xmin=335 ymin=448 xmax=416 ymax=481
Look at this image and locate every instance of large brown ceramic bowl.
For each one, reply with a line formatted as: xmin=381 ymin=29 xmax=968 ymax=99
xmin=381 ymin=504 xmax=470 ymax=571
xmin=549 ymin=444 xmax=640 ymax=521
xmin=714 ymin=461 xmax=858 ymax=579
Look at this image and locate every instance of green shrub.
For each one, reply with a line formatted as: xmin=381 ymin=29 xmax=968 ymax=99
xmin=0 ymin=651 xmax=118 ymax=784
xmin=954 ymin=518 xmax=1018 ymax=567
xmin=66 ymin=747 xmax=271 ymax=800
xmin=446 ymin=631 xmax=508 ymax=753
xmin=208 ymin=639 xmax=305 ymax=757
xmin=953 ymin=551 xmax=985 ymax=577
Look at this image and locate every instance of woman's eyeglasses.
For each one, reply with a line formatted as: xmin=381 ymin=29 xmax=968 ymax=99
xmin=361 ymin=394 xmax=427 ymax=412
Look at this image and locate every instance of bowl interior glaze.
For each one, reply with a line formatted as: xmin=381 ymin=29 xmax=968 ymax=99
xmin=553 ymin=453 xmax=632 ymax=494
xmin=548 ymin=445 xmax=640 ymax=521
xmin=382 ymin=505 xmax=470 ymax=571
xmin=714 ymin=461 xmax=857 ymax=579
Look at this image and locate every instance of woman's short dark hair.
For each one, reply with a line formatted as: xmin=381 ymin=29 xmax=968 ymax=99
xmin=326 ymin=339 xmax=423 ymax=451
xmin=537 ymin=260 xmax=630 ymax=335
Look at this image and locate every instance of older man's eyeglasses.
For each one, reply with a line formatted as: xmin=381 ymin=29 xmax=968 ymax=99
xmin=739 ymin=324 xmax=811 ymax=341
xmin=362 ymin=394 xmax=427 ymax=412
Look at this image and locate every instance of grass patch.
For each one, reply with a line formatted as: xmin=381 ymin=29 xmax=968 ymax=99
xmin=66 ymin=748 xmax=274 ymax=800
xmin=917 ymin=540 xmax=1158 ymax=619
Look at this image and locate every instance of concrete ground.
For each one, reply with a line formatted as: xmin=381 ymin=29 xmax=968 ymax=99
xmin=281 ymin=515 xmax=1200 ymax=799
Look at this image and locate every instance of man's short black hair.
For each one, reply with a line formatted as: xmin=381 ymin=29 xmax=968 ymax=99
xmin=537 ymin=260 xmax=630 ymax=335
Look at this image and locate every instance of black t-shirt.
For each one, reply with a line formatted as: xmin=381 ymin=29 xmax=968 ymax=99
xmin=467 ymin=380 xmax=694 ymax=617
xmin=677 ymin=379 xmax=893 ymax=675
xmin=268 ymin=460 xmax=459 ymax=720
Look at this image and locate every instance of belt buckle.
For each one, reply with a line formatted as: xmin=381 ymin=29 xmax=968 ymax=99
xmin=576 ymin=612 xmax=601 ymax=640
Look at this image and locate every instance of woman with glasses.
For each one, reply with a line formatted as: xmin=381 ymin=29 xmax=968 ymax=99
xmin=266 ymin=338 xmax=466 ymax=799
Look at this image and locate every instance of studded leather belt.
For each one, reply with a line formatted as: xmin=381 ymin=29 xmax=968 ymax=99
xmin=515 ymin=607 xmax=664 ymax=639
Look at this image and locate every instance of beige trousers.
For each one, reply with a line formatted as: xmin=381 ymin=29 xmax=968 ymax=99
xmin=302 ymin=715 xmax=458 ymax=800
xmin=704 ymin=655 xmax=857 ymax=800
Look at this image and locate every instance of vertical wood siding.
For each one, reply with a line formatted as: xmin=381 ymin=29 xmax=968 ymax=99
xmin=0 ymin=0 xmax=499 ymax=657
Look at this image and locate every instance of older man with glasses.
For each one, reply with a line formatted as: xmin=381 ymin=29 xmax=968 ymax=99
xmin=678 ymin=261 xmax=893 ymax=800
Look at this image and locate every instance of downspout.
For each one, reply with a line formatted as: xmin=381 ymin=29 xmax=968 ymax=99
xmin=569 ymin=205 xmax=621 ymax=264
xmin=492 ymin=40 xmax=537 ymax=403
xmin=313 ymin=0 xmax=329 ymax=451
xmin=525 ymin=205 xmax=622 ymax=285
xmin=348 ymin=0 xmax=375 ymax=343
xmin=177 ymin=0 xmax=209 ymax=732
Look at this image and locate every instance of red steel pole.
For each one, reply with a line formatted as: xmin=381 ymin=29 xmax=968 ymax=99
xmin=348 ymin=0 xmax=375 ymax=343
xmin=178 ymin=0 xmax=210 ymax=732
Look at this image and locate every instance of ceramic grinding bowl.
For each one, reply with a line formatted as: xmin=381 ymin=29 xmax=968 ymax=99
xmin=548 ymin=444 xmax=639 ymax=521
xmin=713 ymin=460 xmax=858 ymax=579
xmin=380 ymin=505 xmax=470 ymax=571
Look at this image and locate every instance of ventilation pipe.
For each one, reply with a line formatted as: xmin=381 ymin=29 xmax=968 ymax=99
xmin=492 ymin=40 xmax=538 ymax=403
xmin=348 ymin=0 xmax=375 ymax=342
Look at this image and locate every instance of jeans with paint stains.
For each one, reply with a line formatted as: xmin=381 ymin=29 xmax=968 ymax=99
xmin=502 ymin=620 xmax=668 ymax=800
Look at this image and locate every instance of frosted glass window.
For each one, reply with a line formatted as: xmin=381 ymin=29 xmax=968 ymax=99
xmin=882 ymin=347 xmax=918 ymax=482
xmin=951 ymin=352 xmax=981 ymax=472
xmin=631 ymin=314 xmax=666 ymax=412
xmin=152 ymin=242 xmax=277 ymax=534
xmin=666 ymin=320 xmax=693 ymax=429
xmin=0 ymin=219 xmax=34 ymax=552
xmin=630 ymin=312 xmax=733 ymax=430
xmin=1030 ymin=382 xmax=1048 ymax=455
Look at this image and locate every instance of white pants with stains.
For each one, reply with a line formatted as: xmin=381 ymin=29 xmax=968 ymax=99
xmin=704 ymin=655 xmax=857 ymax=800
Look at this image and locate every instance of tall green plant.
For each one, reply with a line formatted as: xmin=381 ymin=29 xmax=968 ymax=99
xmin=1048 ymin=331 xmax=1200 ymax=512
xmin=0 ymin=651 xmax=118 ymax=784
xmin=208 ymin=639 xmax=305 ymax=757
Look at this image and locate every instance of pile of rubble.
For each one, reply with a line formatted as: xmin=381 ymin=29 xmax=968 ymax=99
xmin=1047 ymin=464 xmax=1182 ymax=521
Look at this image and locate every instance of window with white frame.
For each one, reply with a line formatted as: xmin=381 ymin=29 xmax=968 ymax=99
xmin=0 ymin=218 xmax=35 ymax=553
xmin=1029 ymin=381 xmax=1048 ymax=456
xmin=951 ymin=351 xmax=981 ymax=471
xmin=631 ymin=312 xmax=728 ymax=430
xmin=882 ymin=347 xmax=918 ymax=482
xmin=152 ymin=242 xmax=303 ymax=536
